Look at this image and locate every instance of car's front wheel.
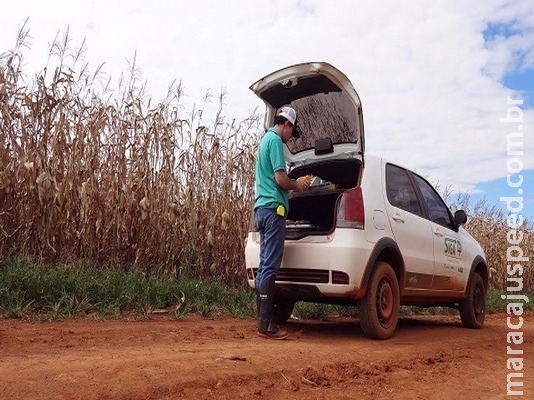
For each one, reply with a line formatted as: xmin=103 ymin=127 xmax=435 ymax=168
xmin=459 ymin=272 xmax=486 ymax=329
xmin=358 ymin=261 xmax=400 ymax=340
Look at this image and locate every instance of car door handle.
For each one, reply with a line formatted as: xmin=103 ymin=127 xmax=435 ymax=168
xmin=392 ymin=214 xmax=404 ymax=223
xmin=433 ymin=229 xmax=444 ymax=237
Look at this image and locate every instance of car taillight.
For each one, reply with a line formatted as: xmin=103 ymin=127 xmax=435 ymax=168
xmin=337 ymin=187 xmax=364 ymax=229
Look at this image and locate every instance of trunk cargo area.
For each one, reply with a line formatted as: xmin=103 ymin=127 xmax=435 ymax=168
xmin=287 ymin=158 xmax=361 ymax=238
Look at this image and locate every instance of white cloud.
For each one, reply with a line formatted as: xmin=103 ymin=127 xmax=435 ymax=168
xmin=1 ymin=0 xmax=533 ymax=195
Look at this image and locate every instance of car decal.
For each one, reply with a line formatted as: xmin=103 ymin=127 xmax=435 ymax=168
xmin=405 ymin=272 xmax=433 ymax=288
xmin=444 ymin=237 xmax=462 ymax=259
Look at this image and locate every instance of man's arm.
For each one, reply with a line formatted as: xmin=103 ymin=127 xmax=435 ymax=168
xmin=275 ymin=170 xmax=308 ymax=192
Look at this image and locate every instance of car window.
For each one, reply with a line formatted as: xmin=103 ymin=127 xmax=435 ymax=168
xmin=385 ymin=164 xmax=422 ymax=216
xmin=286 ymin=90 xmax=360 ymax=154
xmin=412 ymin=174 xmax=454 ymax=228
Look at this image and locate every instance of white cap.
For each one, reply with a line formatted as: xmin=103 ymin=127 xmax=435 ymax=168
xmin=277 ymin=106 xmax=297 ymax=125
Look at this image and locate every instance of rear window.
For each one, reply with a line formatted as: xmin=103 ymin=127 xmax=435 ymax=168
xmin=261 ymin=74 xmax=361 ymax=155
xmin=286 ymin=91 xmax=360 ymax=154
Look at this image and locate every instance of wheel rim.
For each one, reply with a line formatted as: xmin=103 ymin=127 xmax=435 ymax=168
xmin=376 ymin=278 xmax=394 ymax=324
xmin=474 ymin=284 xmax=484 ymax=317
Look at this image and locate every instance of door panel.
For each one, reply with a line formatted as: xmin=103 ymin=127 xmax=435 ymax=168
xmin=384 ymin=164 xmax=434 ymax=289
xmin=430 ymin=222 xmax=465 ymax=291
xmin=411 ymin=174 xmax=465 ymax=291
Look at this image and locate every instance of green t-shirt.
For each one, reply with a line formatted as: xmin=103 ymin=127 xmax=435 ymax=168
xmin=254 ymin=128 xmax=289 ymax=211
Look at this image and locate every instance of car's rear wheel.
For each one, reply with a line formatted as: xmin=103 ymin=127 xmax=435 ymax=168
xmin=273 ymin=299 xmax=295 ymax=324
xmin=459 ymin=272 xmax=486 ymax=329
xmin=358 ymin=261 xmax=400 ymax=339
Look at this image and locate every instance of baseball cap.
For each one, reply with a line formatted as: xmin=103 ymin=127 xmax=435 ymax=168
xmin=277 ymin=106 xmax=300 ymax=138
xmin=277 ymin=106 xmax=296 ymax=125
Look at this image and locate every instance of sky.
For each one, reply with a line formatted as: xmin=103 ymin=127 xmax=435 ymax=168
xmin=1 ymin=0 xmax=533 ymax=221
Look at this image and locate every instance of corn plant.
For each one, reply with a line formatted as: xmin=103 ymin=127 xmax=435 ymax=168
xmin=0 ymin=25 xmax=261 ymax=285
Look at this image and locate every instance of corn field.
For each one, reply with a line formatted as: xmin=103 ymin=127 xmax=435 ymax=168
xmin=450 ymin=195 xmax=533 ymax=291
xmin=0 ymin=27 xmax=260 ymax=285
xmin=1 ymin=27 xmax=532 ymax=290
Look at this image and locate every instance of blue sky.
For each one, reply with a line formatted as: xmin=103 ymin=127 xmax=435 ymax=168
xmin=484 ymin=21 xmax=534 ymax=107
xmin=504 ymin=69 xmax=534 ymax=107
xmin=468 ymin=170 xmax=534 ymax=223
xmin=465 ymin=20 xmax=534 ymax=222
xmin=1 ymin=0 xmax=533 ymax=222
xmin=469 ymin=54 xmax=534 ymax=222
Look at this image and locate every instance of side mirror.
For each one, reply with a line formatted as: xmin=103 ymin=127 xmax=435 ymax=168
xmin=454 ymin=209 xmax=468 ymax=226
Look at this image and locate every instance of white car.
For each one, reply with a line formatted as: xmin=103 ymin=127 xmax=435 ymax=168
xmin=245 ymin=62 xmax=488 ymax=339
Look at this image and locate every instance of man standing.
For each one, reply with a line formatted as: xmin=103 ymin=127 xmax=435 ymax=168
xmin=254 ymin=106 xmax=309 ymax=340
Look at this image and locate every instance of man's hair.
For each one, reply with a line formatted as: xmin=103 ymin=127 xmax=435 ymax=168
xmin=274 ymin=115 xmax=292 ymax=126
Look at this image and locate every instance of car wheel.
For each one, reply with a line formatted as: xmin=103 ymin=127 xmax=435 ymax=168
xmin=273 ymin=299 xmax=295 ymax=325
xmin=459 ymin=272 xmax=486 ymax=329
xmin=358 ymin=261 xmax=400 ymax=340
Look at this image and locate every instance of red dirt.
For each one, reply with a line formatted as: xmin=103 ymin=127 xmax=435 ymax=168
xmin=0 ymin=313 xmax=532 ymax=400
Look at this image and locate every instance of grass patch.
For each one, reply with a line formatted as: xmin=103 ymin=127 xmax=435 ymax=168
xmin=0 ymin=257 xmax=531 ymax=321
xmin=293 ymin=303 xmax=356 ymax=320
xmin=0 ymin=257 xmax=254 ymax=321
xmin=399 ymin=291 xmax=533 ymax=317
xmin=486 ymin=290 xmax=533 ymax=313
xmin=293 ymin=291 xmax=533 ymax=320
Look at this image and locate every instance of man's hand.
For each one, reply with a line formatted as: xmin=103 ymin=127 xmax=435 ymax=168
xmin=295 ymin=176 xmax=310 ymax=192
xmin=274 ymin=171 xmax=310 ymax=192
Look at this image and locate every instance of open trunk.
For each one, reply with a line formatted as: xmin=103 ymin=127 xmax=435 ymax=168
xmin=250 ymin=62 xmax=365 ymax=240
xmin=286 ymin=158 xmax=362 ymax=239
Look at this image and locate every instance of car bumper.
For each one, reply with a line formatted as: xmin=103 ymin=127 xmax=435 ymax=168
xmin=244 ymin=228 xmax=373 ymax=298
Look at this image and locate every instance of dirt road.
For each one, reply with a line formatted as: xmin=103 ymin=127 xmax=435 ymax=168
xmin=0 ymin=313 xmax=532 ymax=400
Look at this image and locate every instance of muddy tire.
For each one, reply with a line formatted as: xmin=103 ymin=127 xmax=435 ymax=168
xmin=459 ymin=272 xmax=486 ymax=329
xmin=273 ymin=299 xmax=295 ymax=325
xmin=358 ymin=261 xmax=400 ymax=340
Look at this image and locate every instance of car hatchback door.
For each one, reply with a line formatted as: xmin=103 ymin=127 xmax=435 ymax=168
xmin=249 ymin=62 xmax=364 ymax=165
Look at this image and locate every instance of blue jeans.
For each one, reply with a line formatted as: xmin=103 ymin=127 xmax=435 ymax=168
xmin=254 ymin=207 xmax=286 ymax=289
